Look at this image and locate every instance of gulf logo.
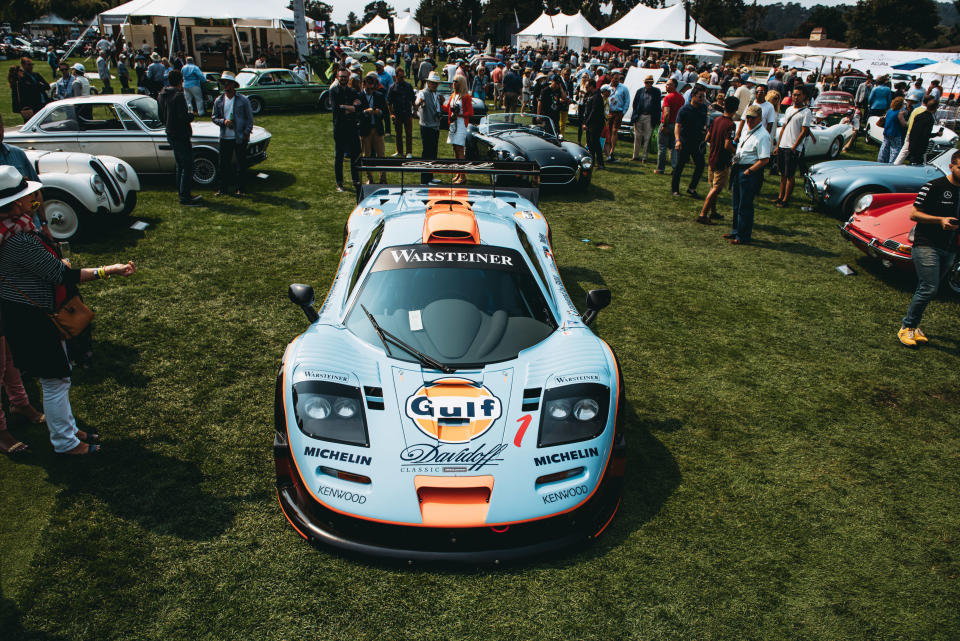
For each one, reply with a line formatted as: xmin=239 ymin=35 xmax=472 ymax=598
xmin=404 ymin=378 xmax=502 ymax=443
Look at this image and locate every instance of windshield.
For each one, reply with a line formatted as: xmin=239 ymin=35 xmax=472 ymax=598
xmin=126 ymin=97 xmax=162 ymax=129
xmin=932 ymin=149 xmax=954 ymax=174
xmin=344 ymin=244 xmax=556 ymax=367
xmin=235 ymin=71 xmax=257 ymax=87
xmin=481 ymin=113 xmax=556 ymax=138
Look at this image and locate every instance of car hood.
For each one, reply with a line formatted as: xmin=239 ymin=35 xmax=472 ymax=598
xmin=493 ymin=131 xmax=565 ymax=155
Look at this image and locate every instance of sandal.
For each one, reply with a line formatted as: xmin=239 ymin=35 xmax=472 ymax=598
xmin=10 ymin=403 xmax=45 ymax=424
xmin=695 ymin=216 xmax=716 ymax=225
xmin=59 ymin=442 xmax=100 ymax=456
xmin=0 ymin=433 xmax=30 ymax=455
xmin=77 ymin=430 xmax=101 ymax=445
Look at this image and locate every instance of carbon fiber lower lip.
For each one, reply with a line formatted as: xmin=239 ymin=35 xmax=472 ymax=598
xmin=277 ymin=448 xmax=624 ymax=563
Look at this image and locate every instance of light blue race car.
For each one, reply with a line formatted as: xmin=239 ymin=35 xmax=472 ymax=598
xmin=274 ymin=159 xmax=626 ymax=562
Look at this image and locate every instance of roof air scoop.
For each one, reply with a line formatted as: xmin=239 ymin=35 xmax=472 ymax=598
xmin=422 ymin=197 xmax=480 ymax=244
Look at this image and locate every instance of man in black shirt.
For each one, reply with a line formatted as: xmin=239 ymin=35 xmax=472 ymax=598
xmin=386 ymin=67 xmax=415 ymax=158
xmin=908 ymin=96 xmax=938 ymax=165
xmin=898 ymin=150 xmax=960 ymax=347
xmin=672 ymin=85 xmax=708 ymax=197
xmin=330 ymin=68 xmax=362 ymax=192
xmin=581 ymin=79 xmax=606 ymax=169
xmin=158 ymin=70 xmax=201 ymax=206
xmin=538 ymin=75 xmax=563 ymax=130
xmin=502 ymin=64 xmax=522 ymax=112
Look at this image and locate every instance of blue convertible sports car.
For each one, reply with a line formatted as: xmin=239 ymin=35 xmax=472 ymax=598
xmin=804 ymin=148 xmax=956 ymax=217
xmin=274 ymin=160 xmax=625 ymax=562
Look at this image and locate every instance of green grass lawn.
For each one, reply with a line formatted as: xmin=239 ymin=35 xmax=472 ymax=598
xmin=1 ymin=58 xmax=958 ymax=641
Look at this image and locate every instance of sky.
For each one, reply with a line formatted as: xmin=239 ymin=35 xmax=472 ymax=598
xmin=327 ymin=0 xmax=861 ymax=26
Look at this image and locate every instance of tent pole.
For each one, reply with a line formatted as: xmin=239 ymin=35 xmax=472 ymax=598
xmin=64 ymin=20 xmax=98 ymax=62
xmin=169 ymin=16 xmax=178 ymax=60
xmin=232 ymin=20 xmax=248 ymax=68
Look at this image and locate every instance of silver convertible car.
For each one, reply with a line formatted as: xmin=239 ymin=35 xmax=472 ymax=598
xmin=3 ymin=95 xmax=271 ymax=187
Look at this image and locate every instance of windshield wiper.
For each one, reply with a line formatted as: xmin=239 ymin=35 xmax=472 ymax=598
xmin=361 ymin=305 xmax=456 ymax=373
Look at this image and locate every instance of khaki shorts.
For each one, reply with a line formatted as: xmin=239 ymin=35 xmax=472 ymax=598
xmin=709 ymin=167 xmax=730 ymax=190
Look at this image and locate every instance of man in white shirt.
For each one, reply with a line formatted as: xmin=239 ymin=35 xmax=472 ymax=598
xmin=725 ymin=104 xmax=771 ymax=245
xmin=773 ymin=86 xmax=815 ymax=207
xmin=733 ymin=77 xmax=754 ymax=120
xmin=444 ymin=61 xmax=458 ymax=82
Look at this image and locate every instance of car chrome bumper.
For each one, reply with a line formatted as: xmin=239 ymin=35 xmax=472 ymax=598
xmin=840 ymin=222 xmax=912 ymax=265
xmin=275 ymin=433 xmax=625 ymax=563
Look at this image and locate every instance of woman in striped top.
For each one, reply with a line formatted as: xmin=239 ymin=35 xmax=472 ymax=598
xmin=0 ymin=166 xmax=136 ymax=455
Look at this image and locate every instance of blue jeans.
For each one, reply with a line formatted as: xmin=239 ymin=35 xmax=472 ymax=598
xmin=171 ymin=138 xmax=194 ymax=202
xmin=877 ymin=134 xmax=902 ymax=163
xmin=730 ymin=166 xmax=760 ymax=243
xmin=902 ymin=245 xmax=956 ymax=328
xmin=657 ymin=125 xmax=677 ymax=172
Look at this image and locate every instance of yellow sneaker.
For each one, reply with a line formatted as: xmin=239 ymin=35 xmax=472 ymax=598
xmin=898 ymin=327 xmax=918 ymax=347
xmin=913 ymin=328 xmax=929 ymax=344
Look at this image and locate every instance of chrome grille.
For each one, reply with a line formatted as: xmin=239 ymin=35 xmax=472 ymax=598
xmin=539 ymin=165 xmax=576 ymax=184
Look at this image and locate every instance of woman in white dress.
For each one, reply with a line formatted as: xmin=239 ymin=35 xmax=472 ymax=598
xmin=443 ymin=75 xmax=473 ymax=184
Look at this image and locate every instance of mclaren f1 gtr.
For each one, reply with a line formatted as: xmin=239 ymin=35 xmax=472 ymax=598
xmin=274 ymin=159 xmax=625 ymax=562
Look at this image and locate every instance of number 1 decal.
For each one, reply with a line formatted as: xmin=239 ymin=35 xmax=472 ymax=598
xmin=513 ymin=414 xmax=532 ymax=447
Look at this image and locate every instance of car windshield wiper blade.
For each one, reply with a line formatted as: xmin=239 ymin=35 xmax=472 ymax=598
xmin=360 ymin=305 xmax=456 ymax=373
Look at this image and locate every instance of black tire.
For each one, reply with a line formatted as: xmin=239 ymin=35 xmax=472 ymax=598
xmin=946 ymin=259 xmax=960 ymax=296
xmin=249 ymin=96 xmax=264 ymax=116
xmin=41 ymin=188 xmax=85 ymax=241
xmin=828 ymin=136 xmax=843 ymax=159
xmin=193 ymin=153 xmax=218 ymax=187
xmin=578 ymin=172 xmax=592 ymax=190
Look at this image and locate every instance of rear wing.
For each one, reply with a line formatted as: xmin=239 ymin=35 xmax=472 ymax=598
xmin=354 ymin=158 xmax=540 ymax=205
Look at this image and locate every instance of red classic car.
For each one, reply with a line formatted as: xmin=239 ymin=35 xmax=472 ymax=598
xmin=840 ymin=192 xmax=960 ymax=294
xmin=813 ymin=91 xmax=856 ymax=125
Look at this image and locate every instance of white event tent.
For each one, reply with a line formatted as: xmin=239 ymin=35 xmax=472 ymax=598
xmin=350 ymin=12 xmax=423 ymax=37
xmin=597 ymin=3 xmax=724 ymax=46
xmin=516 ymin=11 xmax=599 ymax=53
xmin=99 ymin=0 xmax=306 ymax=67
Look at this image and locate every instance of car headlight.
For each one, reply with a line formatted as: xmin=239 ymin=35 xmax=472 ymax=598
xmin=90 ymin=175 xmax=105 ymax=194
xmin=854 ymin=194 xmax=873 ymax=213
xmin=293 ymin=381 xmax=368 ymax=446
xmin=512 ymin=154 xmax=525 ymax=162
xmin=114 ymin=163 xmax=127 ymax=182
xmin=538 ymin=383 xmax=610 ymax=447
xmin=580 ymin=157 xmax=593 ymax=170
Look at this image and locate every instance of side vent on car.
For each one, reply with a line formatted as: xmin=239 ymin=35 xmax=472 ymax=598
xmin=422 ymin=196 xmax=479 ymax=244
xmin=364 ymin=386 xmax=385 ymax=410
xmin=522 ymin=387 xmax=542 ymax=412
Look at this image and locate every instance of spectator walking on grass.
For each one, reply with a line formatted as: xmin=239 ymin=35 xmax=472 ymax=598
xmin=907 ymin=96 xmax=938 ymax=166
xmin=898 ymin=150 xmax=960 ymax=347
xmin=656 ymin=78 xmax=683 ymax=175
xmin=359 ymin=73 xmax=389 ymax=184
xmin=672 ymin=84 xmax=708 ymax=198
xmin=605 ymin=73 xmax=630 ymax=162
xmin=442 ymin=76 xmax=473 ymax=184
xmin=0 ymin=165 xmax=137 ymax=456
xmin=725 ymin=104 xmax=771 ymax=245
xmin=387 ymin=67 xmax=415 ymax=158
xmin=158 ymin=70 xmax=201 ymax=206
xmin=630 ymin=74 xmax=661 ymax=163
xmin=697 ymin=96 xmax=739 ymax=225
xmin=211 ymin=71 xmax=254 ymax=197
xmin=868 ymin=78 xmax=892 ymax=117
xmin=181 ymin=57 xmax=206 ymax=116
xmin=117 ymin=54 xmax=130 ymax=93
xmin=877 ymin=96 xmax=907 ymax=163
xmin=330 ymin=67 xmax=362 ymax=192
xmin=414 ymin=71 xmax=443 ymax=184
xmin=772 ymin=86 xmax=814 ymax=208
xmin=97 ymin=50 xmax=112 ymax=94
xmin=582 ymin=79 xmax=606 ymax=170
xmin=502 ymin=64 xmax=522 ymax=113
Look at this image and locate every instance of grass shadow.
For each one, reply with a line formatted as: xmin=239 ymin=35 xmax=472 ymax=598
xmin=75 ymin=216 xmax=163 ymax=253
xmin=19 ymin=438 xmax=235 ymax=541
xmin=540 ymin=184 xmax=615 ymax=203
xmin=200 ymin=198 xmax=262 ymax=217
xmin=853 ymin=255 xmax=918 ymax=295
xmin=243 ymin=192 xmax=310 ymax=211
xmin=558 ymin=266 xmax=609 ymax=310
xmin=240 ymin=170 xmax=297 ymax=192
xmin=0 ymin=582 xmax=68 ymax=641
xmin=750 ymin=238 xmax=840 ymax=257
xmin=753 ymin=223 xmax=813 ymax=238
xmin=72 ymin=339 xmax=150 ymax=388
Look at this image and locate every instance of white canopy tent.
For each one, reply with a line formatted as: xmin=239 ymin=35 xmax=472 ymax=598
xmin=683 ymin=42 xmax=728 ymax=51
xmin=597 ymin=3 xmax=724 ymax=46
xmin=350 ymin=12 xmax=422 ymax=37
xmin=635 ymin=40 xmax=686 ymax=50
xmin=516 ymin=11 xmax=599 ymax=52
xmin=443 ymin=36 xmax=470 ymax=46
xmin=912 ymin=60 xmax=960 ymax=76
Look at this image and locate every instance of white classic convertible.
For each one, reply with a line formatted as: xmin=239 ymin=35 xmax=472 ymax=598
xmin=777 ymin=113 xmax=856 ymax=159
xmin=25 ymin=148 xmax=139 ymax=240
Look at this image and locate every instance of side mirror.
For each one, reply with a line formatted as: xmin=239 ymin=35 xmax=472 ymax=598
xmin=288 ymin=283 xmax=318 ymax=323
xmin=581 ymin=288 xmax=611 ymax=326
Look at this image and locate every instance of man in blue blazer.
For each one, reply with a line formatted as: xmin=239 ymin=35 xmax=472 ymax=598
xmin=212 ymin=71 xmax=254 ymax=196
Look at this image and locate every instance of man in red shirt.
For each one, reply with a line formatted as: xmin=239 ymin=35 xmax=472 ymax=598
xmin=491 ymin=62 xmax=504 ymax=110
xmin=698 ymin=96 xmax=739 ymax=224
xmin=656 ymin=78 xmax=684 ymax=175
